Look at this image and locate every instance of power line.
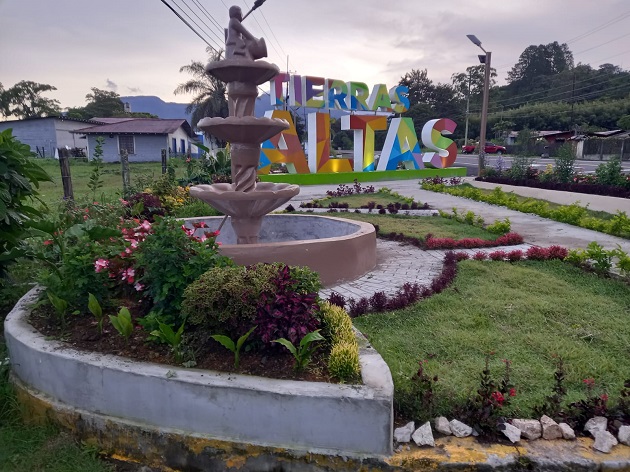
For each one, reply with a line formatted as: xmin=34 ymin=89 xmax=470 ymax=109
xmin=176 ymin=0 xmax=226 ymax=48
xmin=573 ymin=31 xmax=630 ymax=57
xmin=160 ymin=0 xmax=219 ymax=52
xmin=241 ymin=0 xmax=284 ymax=63
xmin=189 ymin=0 xmax=225 ymax=33
xmin=565 ymin=10 xmax=630 ymax=44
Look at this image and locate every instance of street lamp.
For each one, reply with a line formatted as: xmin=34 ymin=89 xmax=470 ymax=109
xmin=467 ymin=34 xmax=491 ymax=176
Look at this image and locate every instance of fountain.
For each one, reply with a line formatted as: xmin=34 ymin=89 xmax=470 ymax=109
xmin=186 ymin=5 xmax=376 ymax=286
xmin=189 ymin=5 xmax=299 ymax=244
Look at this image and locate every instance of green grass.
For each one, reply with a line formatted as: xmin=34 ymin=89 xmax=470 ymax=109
xmin=0 ymin=342 xmax=113 ymax=472
xmin=463 ymin=183 xmax=618 ymax=221
xmin=32 ymin=158 xmax=188 ymax=206
xmin=353 ymin=259 xmax=630 ymax=420
xmin=259 ymin=167 xmax=467 ymax=185
xmin=331 ymin=213 xmax=498 ymax=241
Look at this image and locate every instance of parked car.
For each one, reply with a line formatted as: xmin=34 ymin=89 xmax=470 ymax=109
xmin=462 ymin=142 xmax=507 ymax=155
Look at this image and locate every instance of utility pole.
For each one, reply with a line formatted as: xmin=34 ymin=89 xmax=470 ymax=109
xmin=464 ymin=70 xmax=471 ymax=146
xmin=467 ymin=34 xmax=491 ymax=175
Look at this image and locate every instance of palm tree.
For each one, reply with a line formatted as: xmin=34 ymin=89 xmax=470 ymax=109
xmin=174 ymin=48 xmax=228 ymax=131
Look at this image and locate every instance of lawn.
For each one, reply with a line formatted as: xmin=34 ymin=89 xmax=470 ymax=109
xmin=353 ymin=259 xmax=630 ymax=421
xmin=32 ymin=158 xmax=188 ymax=206
xmin=330 ymin=212 xmax=498 ymax=241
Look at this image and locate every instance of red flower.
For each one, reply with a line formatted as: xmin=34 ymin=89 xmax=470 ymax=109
xmin=509 ymin=388 xmax=517 ymax=397
xmin=583 ymin=378 xmax=595 ymax=388
xmin=491 ymin=391 xmax=505 ymax=405
xmin=600 ymin=393 xmax=608 ymax=402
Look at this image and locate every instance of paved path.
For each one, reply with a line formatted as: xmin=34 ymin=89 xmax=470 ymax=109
xmin=288 ymin=179 xmax=630 ymax=253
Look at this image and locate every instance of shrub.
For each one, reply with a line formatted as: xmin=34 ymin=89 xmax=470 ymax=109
xmin=328 ymin=342 xmax=360 ymax=382
xmin=486 ymin=218 xmax=511 ymax=235
xmin=183 ymin=264 xmax=277 ymax=336
xmin=488 ymin=250 xmax=507 ymax=261
xmin=595 ymin=157 xmax=624 ymax=187
xmin=124 ymin=192 xmax=165 ymax=222
xmin=135 ymin=217 xmax=231 ymax=323
xmin=255 ymin=264 xmax=321 ymax=344
xmin=554 ymin=144 xmax=577 ymax=184
xmin=321 ymin=301 xmax=355 ymax=345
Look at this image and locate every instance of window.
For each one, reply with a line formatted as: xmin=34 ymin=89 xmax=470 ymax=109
xmin=172 ymin=138 xmax=177 ymax=154
xmin=181 ymin=139 xmax=186 ymax=154
xmin=118 ymin=135 xmax=135 ymax=155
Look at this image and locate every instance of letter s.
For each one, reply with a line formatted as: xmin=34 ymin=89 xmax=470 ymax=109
xmin=421 ymin=118 xmax=458 ymax=168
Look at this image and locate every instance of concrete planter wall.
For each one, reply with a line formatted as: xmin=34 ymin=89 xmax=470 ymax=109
xmin=5 ymin=287 xmax=393 ymax=458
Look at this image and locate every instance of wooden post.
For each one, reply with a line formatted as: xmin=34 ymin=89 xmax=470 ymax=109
xmin=58 ymin=153 xmax=74 ymax=201
xmin=161 ymin=149 xmax=167 ymax=174
xmin=120 ymin=149 xmax=130 ymax=195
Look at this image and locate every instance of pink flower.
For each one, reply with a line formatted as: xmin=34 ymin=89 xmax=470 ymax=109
xmin=192 ymin=221 xmax=208 ymax=229
xmin=119 ymin=198 xmax=129 ymax=205
xmin=94 ymin=259 xmax=110 ymax=272
xmin=121 ymin=268 xmax=135 ymax=283
xmin=134 ymin=282 xmax=144 ymax=292
xmin=139 ymin=220 xmax=151 ymax=232
xmin=43 ymin=240 xmax=53 ymax=246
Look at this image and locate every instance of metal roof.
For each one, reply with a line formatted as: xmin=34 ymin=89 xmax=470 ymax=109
xmin=74 ymin=118 xmax=194 ymax=137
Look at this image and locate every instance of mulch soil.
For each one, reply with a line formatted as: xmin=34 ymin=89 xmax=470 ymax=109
xmin=29 ymin=305 xmax=333 ymax=383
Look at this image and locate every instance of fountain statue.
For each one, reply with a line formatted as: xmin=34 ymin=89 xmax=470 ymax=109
xmin=189 ymin=5 xmax=299 ymax=244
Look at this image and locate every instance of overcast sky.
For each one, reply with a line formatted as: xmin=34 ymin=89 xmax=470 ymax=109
xmin=1 ymin=0 xmax=629 ymax=111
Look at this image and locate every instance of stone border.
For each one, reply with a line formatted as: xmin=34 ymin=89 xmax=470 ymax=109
xmin=4 ymin=287 xmax=393 ymax=458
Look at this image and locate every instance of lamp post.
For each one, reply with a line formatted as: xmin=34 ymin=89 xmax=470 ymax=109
xmin=466 ymin=34 xmax=491 ymax=176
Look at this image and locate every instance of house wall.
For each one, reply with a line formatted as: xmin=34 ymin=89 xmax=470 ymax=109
xmin=54 ymin=119 xmax=90 ymax=150
xmin=0 ymin=118 xmax=57 ymax=157
xmin=87 ymin=134 xmax=169 ymax=162
xmin=169 ymin=127 xmax=198 ymax=155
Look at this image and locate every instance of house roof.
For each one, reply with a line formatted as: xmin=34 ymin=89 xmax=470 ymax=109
xmin=0 ymin=115 xmax=103 ymax=125
xmin=74 ymin=118 xmax=194 ymax=138
xmin=90 ymin=117 xmax=136 ymax=124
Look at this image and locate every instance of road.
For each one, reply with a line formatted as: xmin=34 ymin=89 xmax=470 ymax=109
xmin=453 ymin=154 xmax=630 ymax=176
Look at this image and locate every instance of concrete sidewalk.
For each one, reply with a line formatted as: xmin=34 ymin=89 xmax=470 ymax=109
xmin=288 ymin=179 xmax=630 ymax=253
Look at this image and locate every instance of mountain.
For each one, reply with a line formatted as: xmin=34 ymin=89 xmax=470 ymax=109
xmin=120 ymin=93 xmax=347 ymax=125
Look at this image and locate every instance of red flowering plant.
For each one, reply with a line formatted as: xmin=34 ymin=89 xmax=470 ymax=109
xmin=567 ymin=377 xmax=610 ymax=431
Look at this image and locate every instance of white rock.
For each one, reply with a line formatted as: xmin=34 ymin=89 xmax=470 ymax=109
xmin=501 ymin=423 xmax=521 ymax=443
xmin=412 ymin=421 xmax=435 ymax=447
xmin=540 ymin=415 xmax=563 ymax=440
xmin=449 ymin=419 xmax=473 ymax=438
xmin=593 ymin=430 xmax=618 ymax=453
xmin=618 ymin=425 xmax=630 ymax=446
xmin=394 ymin=421 xmax=415 ymax=443
xmin=559 ymin=423 xmax=576 ymax=440
xmin=512 ymin=419 xmax=542 ymax=440
xmin=434 ymin=416 xmax=452 ymax=435
xmin=584 ymin=416 xmax=608 ymax=436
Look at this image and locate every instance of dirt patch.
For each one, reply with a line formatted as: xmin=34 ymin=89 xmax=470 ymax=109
xmin=29 ymin=306 xmax=333 ymax=384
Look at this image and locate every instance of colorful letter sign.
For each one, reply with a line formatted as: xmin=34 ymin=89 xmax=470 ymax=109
xmin=259 ymin=74 xmax=461 ymax=175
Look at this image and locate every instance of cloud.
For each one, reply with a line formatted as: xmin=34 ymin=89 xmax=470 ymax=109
xmin=127 ymin=86 xmax=142 ymax=94
xmin=105 ymin=79 xmax=117 ymax=91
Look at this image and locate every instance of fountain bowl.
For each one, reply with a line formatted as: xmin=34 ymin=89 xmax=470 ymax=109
xmin=184 ymin=214 xmax=377 ymax=286
xmin=205 ymin=58 xmax=279 ymax=84
xmin=197 ymin=116 xmax=289 ymax=144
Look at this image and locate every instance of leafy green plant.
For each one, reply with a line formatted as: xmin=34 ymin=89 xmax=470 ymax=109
xmin=87 ymin=136 xmax=105 ymax=199
xmin=47 ymin=291 xmax=69 ymax=327
xmin=273 ymin=329 xmax=324 ymax=371
xmin=509 ymin=155 xmax=534 ymax=181
xmin=554 ymin=143 xmax=576 ymax=184
xmin=533 ymin=356 xmax=567 ymax=422
xmin=210 ymin=326 xmax=256 ymax=369
xmin=328 ymin=342 xmax=360 ymax=382
xmin=486 ymin=218 xmax=511 ymax=235
xmin=151 ymin=321 xmax=186 ymax=363
xmin=595 ymin=156 xmax=624 ymax=187
xmin=109 ymin=307 xmax=133 ymax=343
xmin=87 ymin=293 xmax=105 ymax=334
xmin=0 ymin=129 xmax=52 ymax=281
xmin=614 ymin=246 xmax=630 ymax=278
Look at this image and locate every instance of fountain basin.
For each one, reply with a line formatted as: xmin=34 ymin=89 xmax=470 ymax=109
xmin=197 ymin=116 xmax=289 ymax=143
xmin=185 ymin=214 xmax=377 ymax=286
xmin=205 ymin=58 xmax=279 ymax=84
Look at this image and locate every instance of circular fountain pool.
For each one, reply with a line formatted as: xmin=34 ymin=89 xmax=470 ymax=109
xmin=184 ymin=214 xmax=376 ymax=287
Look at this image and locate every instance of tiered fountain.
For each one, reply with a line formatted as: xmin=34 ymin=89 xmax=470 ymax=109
xmin=187 ymin=5 xmax=376 ymax=286
xmin=189 ymin=5 xmax=299 ymax=244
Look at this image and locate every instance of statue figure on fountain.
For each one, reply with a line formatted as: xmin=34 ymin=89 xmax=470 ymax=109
xmin=225 ymin=5 xmax=267 ymax=61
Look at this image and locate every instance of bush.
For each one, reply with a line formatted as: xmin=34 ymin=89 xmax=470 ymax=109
xmin=554 ymin=144 xmax=576 ymax=184
xmin=486 ymin=218 xmax=511 ymax=235
xmin=328 ymin=342 xmax=360 ymax=382
xmin=255 ymin=265 xmax=321 ymax=345
xmin=135 ymin=217 xmax=231 ymax=323
xmin=595 ymin=157 xmax=624 ymax=187
xmin=182 ymin=263 xmax=279 ymax=336
xmin=321 ymin=301 xmax=355 ymax=345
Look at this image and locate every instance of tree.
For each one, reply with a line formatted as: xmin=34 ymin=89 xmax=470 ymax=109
xmin=618 ymin=115 xmax=630 ymax=130
xmin=81 ymin=88 xmax=124 ymax=118
xmin=0 ymin=81 xmax=61 ymax=119
xmin=507 ymin=42 xmax=574 ymax=86
xmin=174 ymin=47 xmax=228 ymax=128
xmin=399 ymin=69 xmax=435 ymax=107
xmin=451 ymin=65 xmax=497 ymax=101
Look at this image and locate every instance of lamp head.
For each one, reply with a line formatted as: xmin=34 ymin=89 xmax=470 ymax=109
xmin=467 ymin=34 xmax=482 ymax=47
